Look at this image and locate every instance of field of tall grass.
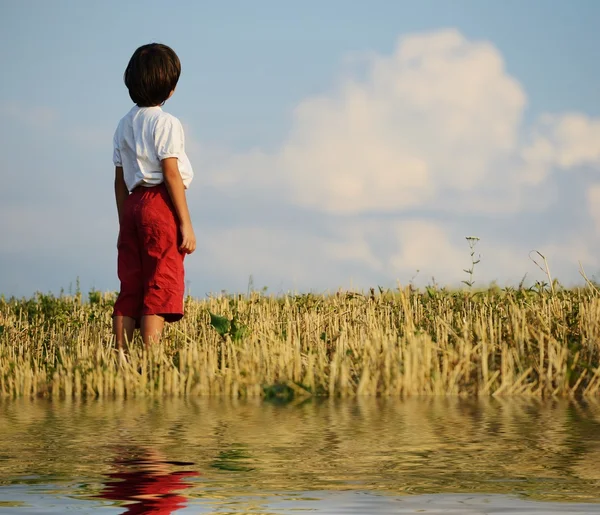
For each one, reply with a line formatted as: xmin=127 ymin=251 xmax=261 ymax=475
xmin=1 ymin=283 xmax=600 ymax=399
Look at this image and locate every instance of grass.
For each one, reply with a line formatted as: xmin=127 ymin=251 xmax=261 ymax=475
xmin=1 ymin=283 xmax=600 ymax=399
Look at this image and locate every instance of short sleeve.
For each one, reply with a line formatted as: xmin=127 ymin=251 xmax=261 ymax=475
xmin=112 ymin=129 xmax=122 ymax=167
xmin=154 ymin=115 xmax=185 ymax=161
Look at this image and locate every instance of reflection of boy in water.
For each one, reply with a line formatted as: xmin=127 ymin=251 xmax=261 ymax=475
xmin=98 ymin=448 xmax=200 ymax=514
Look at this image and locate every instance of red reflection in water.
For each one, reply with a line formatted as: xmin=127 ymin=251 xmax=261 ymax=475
xmin=98 ymin=449 xmax=200 ymax=514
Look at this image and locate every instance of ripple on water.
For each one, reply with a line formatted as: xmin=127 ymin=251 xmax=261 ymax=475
xmin=0 ymin=397 xmax=599 ymax=513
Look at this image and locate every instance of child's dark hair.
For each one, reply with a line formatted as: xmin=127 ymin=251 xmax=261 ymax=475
xmin=124 ymin=43 xmax=181 ymax=107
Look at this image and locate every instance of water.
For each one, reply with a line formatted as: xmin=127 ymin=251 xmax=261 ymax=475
xmin=0 ymin=397 xmax=599 ymax=513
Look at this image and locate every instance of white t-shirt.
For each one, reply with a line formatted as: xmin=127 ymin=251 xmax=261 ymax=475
xmin=113 ymin=105 xmax=194 ymax=192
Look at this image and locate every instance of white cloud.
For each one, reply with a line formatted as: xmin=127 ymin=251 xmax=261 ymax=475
xmin=189 ymin=216 xmax=576 ymax=292
xmin=525 ymin=113 xmax=600 ymax=170
xmin=192 ymin=225 xmax=369 ymax=292
xmin=323 ymin=220 xmax=542 ymax=287
xmin=208 ymin=29 xmax=534 ymax=215
xmin=205 ymin=30 xmax=599 ymax=219
xmin=388 ymin=221 xmax=468 ymax=279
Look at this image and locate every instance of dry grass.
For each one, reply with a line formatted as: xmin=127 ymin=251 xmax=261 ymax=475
xmin=1 ymin=285 xmax=599 ymax=399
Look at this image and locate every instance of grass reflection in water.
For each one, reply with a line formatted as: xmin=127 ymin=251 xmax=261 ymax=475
xmin=0 ymin=397 xmax=599 ymax=511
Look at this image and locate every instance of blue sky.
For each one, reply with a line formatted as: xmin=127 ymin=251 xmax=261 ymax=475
xmin=1 ymin=1 xmax=600 ymax=297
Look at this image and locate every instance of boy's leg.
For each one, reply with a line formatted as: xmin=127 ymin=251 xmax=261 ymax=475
xmin=141 ymin=315 xmax=165 ymax=346
xmin=113 ymin=191 xmax=143 ymax=347
xmin=139 ymin=185 xmax=186 ymax=341
xmin=113 ymin=316 xmax=136 ymax=349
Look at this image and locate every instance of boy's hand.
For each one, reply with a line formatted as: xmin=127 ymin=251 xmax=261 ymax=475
xmin=180 ymin=223 xmax=196 ymax=254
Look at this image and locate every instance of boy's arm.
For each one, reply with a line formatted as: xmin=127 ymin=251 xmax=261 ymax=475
xmin=162 ymin=158 xmax=196 ymax=254
xmin=114 ymin=166 xmax=128 ymax=223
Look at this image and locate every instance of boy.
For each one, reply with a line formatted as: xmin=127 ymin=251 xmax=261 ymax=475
xmin=112 ymin=43 xmax=196 ymax=347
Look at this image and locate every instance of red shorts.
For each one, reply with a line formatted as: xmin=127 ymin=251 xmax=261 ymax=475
xmin=113 ymin=183 xmax=185 ymax=325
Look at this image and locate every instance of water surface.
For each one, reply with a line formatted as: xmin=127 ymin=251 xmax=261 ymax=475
xmin=0 ymin=398 xmax=599 ymax=513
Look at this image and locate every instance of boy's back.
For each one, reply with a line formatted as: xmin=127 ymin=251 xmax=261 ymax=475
xmin=114 ymin=105 xmax=193 ymax=193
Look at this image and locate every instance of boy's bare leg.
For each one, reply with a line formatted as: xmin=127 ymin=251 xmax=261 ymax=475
xmin=141 ymin=315 xmax=165 ymax=346
xmin=113 ymin=315 xmax=136 ymax=349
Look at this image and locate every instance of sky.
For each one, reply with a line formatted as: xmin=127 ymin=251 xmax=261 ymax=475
xmin=1 ymin=0 xmax=600 ymax=297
